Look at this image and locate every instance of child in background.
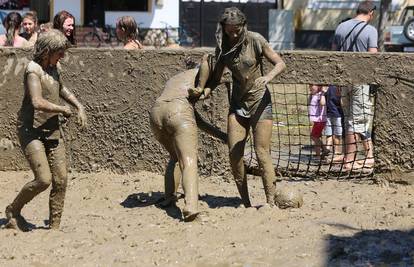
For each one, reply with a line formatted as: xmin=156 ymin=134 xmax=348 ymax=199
xmin=324 ymin=85 xmax=343 ymax=156
xmin=20 ymin=11 xmax=38 ymax=46
xmin=309 ymin=85 xmax=329 ymax=159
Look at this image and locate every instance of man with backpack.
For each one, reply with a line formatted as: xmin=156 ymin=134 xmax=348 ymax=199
xmin=332 ymin=1 xmax=378 ymax=171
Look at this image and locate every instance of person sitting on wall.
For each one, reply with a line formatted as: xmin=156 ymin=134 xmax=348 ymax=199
xmin=116 ymin=16 xmax=143 ymax=49
xmin=149 ymin=54 xmax=226 ymax=222
xmin=4 ymin=29 xmax=87 ymax=231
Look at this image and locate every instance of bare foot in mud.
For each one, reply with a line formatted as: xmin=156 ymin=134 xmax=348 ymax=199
xmin=5 ymin=206 xmax=30 ymax=232
xmin=183 ymin=210 xmax=200 ymax=222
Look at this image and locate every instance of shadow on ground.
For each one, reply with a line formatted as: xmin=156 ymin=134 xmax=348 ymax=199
xmin=325 ymin=228 xmax=414 ymax=266
xmin=120 ymin=191 xmax=182 ymax=220
xmin=200 ymin=194 xmax=242 ymax=208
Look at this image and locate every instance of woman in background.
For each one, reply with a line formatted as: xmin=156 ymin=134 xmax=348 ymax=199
xmin=0 ymin=12 xmax=29 ymax=47
xmin=20 ymin=11 xmax=39 ymax=46
xmin=53 ymin=10 xmax=76 ymax=46
xmin=116 ymin=16 xmax=143 ymax=49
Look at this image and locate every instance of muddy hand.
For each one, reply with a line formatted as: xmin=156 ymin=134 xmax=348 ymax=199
xmin=188 ymin=87 xmax=203 ymax=98
xmin=199 ymin=87 xmax=211 ymax=100
xmin=77 ymin=107 xmax=88 ymax=129
xmin=254 ymin=76 xmax=271 ymax=88
xmin=62 ymin=105 xmax=72 ymax=118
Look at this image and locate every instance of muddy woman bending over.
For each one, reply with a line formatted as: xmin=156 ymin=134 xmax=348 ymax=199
xmin=195 ymin=8 xmax=286 ymax=207
xmin=150 ymin=55 xmax=225 ymax=222
xmin=5 ymin=30 xmax=87 ymax=231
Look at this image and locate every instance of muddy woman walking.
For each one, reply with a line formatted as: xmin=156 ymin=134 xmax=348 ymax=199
xmin=5 ymin=30 xmax=87 ymax=231
xmin=206 ymin=7 xmax=286 ymax=207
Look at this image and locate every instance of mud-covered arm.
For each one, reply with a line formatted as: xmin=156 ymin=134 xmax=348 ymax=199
xmin=27 ymin=73 xmax=72 ymax=116
xmin=188 ymin=54 xmax=226 ymax=101
xmin=194 ymin=109 xmax=228 ymax=143
xmin=255 ymin=44 xmax=286 ymax=88
xmin=60 ymin=86 xmax=87 ymax=128
xmin=205 ymin=58 xmax=226 ymax=91
xmin=60 ymin=86 xmax=84 ymax=111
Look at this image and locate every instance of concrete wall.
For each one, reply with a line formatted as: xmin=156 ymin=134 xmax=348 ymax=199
xmin=1 ymin=48 xmax=414 ymax=182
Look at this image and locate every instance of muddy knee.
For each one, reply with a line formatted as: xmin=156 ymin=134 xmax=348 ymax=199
xmin=35 ymin=174 xmax=52 ymax=191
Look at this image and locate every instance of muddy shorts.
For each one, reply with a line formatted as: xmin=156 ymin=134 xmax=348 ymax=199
xmin=341 ymin=85 xmax=373 ymax=139
xmin=149 ymin=98 xmax=197 ymax=145
xmin=230 ymin=89 xmax=273 ymax=122
xmin=324 ymin=116 xmax=343 ymax=136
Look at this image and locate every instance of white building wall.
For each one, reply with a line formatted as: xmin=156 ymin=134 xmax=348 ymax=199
xmin=105 ymin=0 xmax=179 ymax=29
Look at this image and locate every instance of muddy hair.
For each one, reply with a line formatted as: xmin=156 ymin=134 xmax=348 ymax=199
xmin=216 ymin=7 xmax=248 ymax=58
xmin=33 ymin=29 xmax=70 ymax=64
xmin=116 ymin=16 xmax=139 ymax=42
xmin=3 ymin=12 xmax=22 ymax=46
xmin=219 ymin=7 xmax=247 ymax=26
xmin=53 ymin=10 xmax=76 ymax=45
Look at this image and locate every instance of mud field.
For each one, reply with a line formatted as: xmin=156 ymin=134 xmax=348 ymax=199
xmin=0 ymin=171 xmax=413 ymax=266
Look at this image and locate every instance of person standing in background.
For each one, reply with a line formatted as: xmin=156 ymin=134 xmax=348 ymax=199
xmin=0 ymin=12 xmax=29 ymax=47
xmin=20 ymin=11 xmax=38 ymax=46
xmin=53 ymin=10 xmax=76 ymax=46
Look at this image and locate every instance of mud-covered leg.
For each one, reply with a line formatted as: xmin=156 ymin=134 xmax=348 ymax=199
xmin=228 ymin=114 xmax=251 ymax=207
xmin=47 ymin=140 xmax=68 ymax=230
xmin=158 ymin=136 xmax=181 ymax=207
xmin=6 ymin=139 xmax=52 ymax=231
xmin=161 ymin=158 xmax=181 ymax=207
xmin=253 ymin=119 xmax=276 ymax=205
xmin=174 ymin=125 xmax=199 ymax=221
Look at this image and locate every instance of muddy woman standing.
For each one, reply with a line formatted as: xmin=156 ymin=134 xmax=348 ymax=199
xmin=5 ymin=30 xmax=87 ymax=231
xmin=203 ymin=7 xmax=286 ymax=207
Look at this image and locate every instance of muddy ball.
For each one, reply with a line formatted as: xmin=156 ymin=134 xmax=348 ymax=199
xmin=274 ymin=188 xmax=304 ymax=209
